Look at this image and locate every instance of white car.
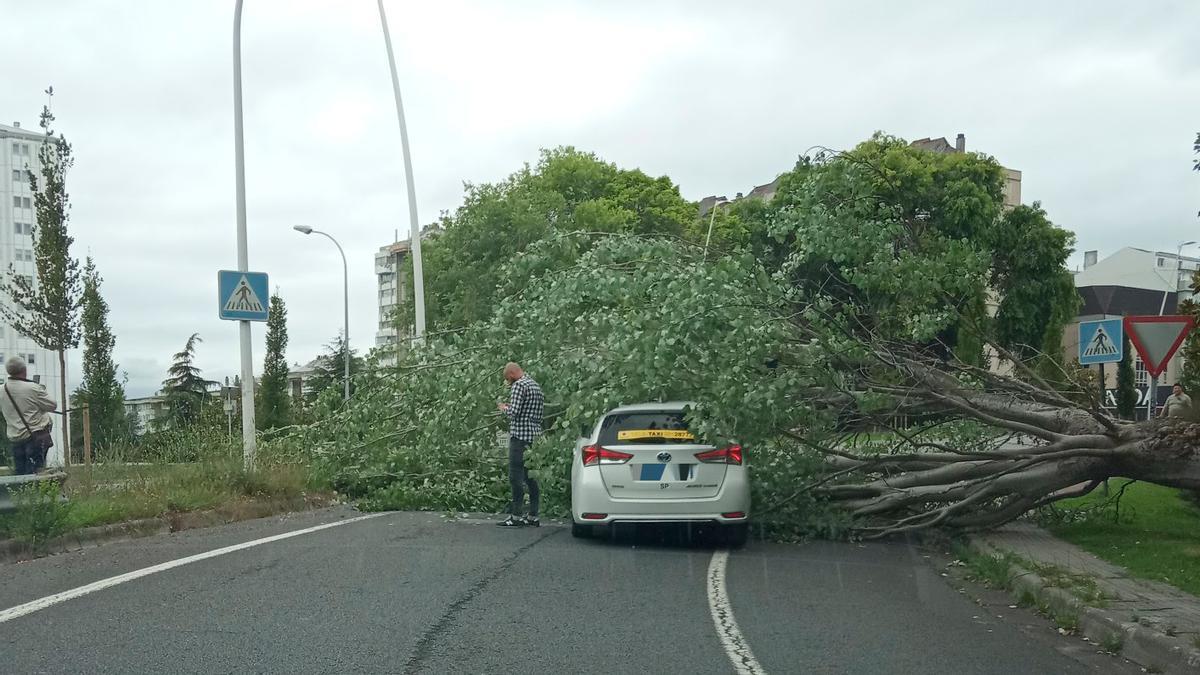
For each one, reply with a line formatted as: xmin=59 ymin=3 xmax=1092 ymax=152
xmin=570 ymin=402 xmax=750 ymax=546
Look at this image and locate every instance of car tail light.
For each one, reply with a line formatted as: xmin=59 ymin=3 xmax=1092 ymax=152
xmin=695 ymin=445 xmax=743 ymax=465
xmin=581 ymin=445 xmax=634 ymax=467
xmin=581 ymin=513 xmax=607 ymax=520
xmin=722 ymin=511 xmax=746 ymax=519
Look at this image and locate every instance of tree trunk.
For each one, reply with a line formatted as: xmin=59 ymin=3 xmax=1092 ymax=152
xmin=800 ymin=341 xmax=1200 ymax=537
xmin=58 ymin=348 xmax=69 ymax=466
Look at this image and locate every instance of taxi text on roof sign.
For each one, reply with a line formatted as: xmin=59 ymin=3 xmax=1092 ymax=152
xmin=616 ymin=429 xmax=695 ymax=441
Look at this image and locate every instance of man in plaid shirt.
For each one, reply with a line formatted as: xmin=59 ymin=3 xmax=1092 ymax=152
xmin=497 ymin=362 xmax=543 ymax=527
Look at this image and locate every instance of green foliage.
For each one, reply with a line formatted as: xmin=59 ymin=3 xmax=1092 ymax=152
xmin=304 ymin=333 xmax=363 ymax=402
xmin=160 ymin=333 xmax=218 ymax=429
xmin=1179 ymin=271 xmax=1200 ymax=396
xmin=991 ymin=203 xmax=1079 ymax=360
xmin=0 ymin=103 xmax=83 ymax=355
xmin=1117 ymin=331 xmax=1137 ymax=419
xmin=76 ymin=257 xmax=128 ymax=455
xmin=1100 ymin=632 xmax=1124 ymax=654
xmin=257 ymin=292 xmax=291 ymax=429
xmin=405 ymin=147 xmax=696 ymax=331
xmin=5 ymin=479 xmax=73 ymax=546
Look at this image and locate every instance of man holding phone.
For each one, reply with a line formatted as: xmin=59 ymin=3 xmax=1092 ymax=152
xmin=496 ymin=362 xmax=543 ymax=527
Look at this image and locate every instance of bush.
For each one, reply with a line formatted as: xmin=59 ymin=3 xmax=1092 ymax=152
xmin=5 ymin=479 xmax=73 ymax=546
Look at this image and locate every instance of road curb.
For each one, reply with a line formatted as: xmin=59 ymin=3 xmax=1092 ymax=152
xmin=0 ymin=496 xmax=335 ymax=565
xmin=969 ymin=537 xmax=1200 ymax=673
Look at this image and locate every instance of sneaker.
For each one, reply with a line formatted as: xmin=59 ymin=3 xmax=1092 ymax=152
xmin=496 ymin=515 xmax=526 ymax=527
xmin=524 ymin=516 xmax=540 ymax=527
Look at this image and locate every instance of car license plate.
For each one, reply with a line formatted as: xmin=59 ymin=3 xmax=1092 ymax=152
xmin=639 ymin=464 xmax=666 ymax=481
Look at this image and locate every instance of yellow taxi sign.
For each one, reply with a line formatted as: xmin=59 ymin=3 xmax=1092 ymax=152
xmin=616 ymin=429 xmax=695 ymax=441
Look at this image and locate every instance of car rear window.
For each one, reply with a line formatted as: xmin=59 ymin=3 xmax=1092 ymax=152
xmin=599 ymin=411 xmax=696 ymax=445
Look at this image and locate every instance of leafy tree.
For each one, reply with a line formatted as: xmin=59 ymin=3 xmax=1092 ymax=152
xmin=1116 ymin=330 xmax=1138 ymax=419
xmin=256 ymin=292 xmax=291 ymax=430
xmin=0 ymin=103 xmax=84 ymax=453
xmin=75 ymin=258 xmax=127 ymax=455
xmin=1178 ymin=270 xmax=1200 ymax=396
xmin=160 ymin=333 xmax=217 ymax=428
xmin=397 ymin=147 xmax=696 ymax=332
xmin=304 ymin=333 xmax=363 ymax=402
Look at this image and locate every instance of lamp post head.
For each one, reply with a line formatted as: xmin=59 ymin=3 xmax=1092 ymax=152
xmin=1183 ymin=241 xmax=1197 ymax=247
xmin=293 ymin=225 xmax=313 ymax=235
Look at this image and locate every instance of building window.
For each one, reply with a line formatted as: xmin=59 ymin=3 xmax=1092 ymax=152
xmin=11 ymin=196 xmax=19 ymax=208
xmin=1135 ymin=356 xmax=1148 ymax=388
xmin=21 ymin=144 xmax=30 ymax=156
xmin=22 ymin=197 xmax=31 ymax=209
xmin=13 ymin=223 xmax=20 ymax=235
xmin=22 ymin=223 xmax=31 ymax=235
xmin=1158 ymin=257 xmax=1166 ymax=267
xmin=25 ymin=353 xmax=35 ymax=365
xmin=11 ymin=169 xmax=21 ymax=181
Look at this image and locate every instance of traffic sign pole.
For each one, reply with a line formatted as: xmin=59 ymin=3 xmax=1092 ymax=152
xmin=233 ymin=0 xmax=256 ymax=470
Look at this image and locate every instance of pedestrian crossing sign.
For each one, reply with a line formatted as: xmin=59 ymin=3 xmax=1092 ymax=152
xmin=218 ymin=270 xmax=270 ymax=321
xmin=1078 ymin=318 xmax=1122 ymax=365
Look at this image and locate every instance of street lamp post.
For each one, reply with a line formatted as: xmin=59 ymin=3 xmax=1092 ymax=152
xmin=376 ymin=0 xmax=426 ymax=344
xmin=294 ymin=226 xmax=350 ymax=401
xmin=232 ymin=0 xmax=257 ymax=469
xmin=703 ymin=198 xmax=728 ymax=263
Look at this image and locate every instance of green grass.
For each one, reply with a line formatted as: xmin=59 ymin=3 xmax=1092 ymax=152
xmin=1048 ymin=482 xmax=1200 ymax=597
xmin=0 ymin=460 xmax=315 ymax=543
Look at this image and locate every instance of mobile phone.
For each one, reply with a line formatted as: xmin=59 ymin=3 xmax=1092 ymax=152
xmin=32 ymin=375 xmax=41 ymax=384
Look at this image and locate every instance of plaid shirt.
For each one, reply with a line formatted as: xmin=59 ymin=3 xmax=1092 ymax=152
xmin=505 ymin=375 xmax=544 ymax=442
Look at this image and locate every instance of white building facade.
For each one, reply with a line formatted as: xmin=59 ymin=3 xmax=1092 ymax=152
xmin=375 ymin=240 xmax=411 ymax=362
xmin=0 ymin=121 xmax=66 ymax=464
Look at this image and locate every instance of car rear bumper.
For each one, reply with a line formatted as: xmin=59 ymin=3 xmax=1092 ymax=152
xmin=572 ymin=468 xmax=750 ymax=525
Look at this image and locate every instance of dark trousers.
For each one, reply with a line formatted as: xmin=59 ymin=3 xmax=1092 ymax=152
xmin=508 ymin=436 xmax=540 ymax=518
xmin=11 ymin=438 xmax=43 ymax=475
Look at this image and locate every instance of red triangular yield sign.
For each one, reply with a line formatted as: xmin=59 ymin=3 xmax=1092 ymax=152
xmin=1124 ymin=315 xmax=1195 ymax=378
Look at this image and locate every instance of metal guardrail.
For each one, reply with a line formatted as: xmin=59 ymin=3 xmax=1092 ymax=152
xmin=0 ymin=472 xmax=67 ymax=513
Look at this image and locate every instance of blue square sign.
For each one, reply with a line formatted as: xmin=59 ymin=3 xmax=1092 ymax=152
xmin=218 ymin=270 xmax=269 ymax=321
xmin=1078 ymin=318 xmax=1123 ymax=365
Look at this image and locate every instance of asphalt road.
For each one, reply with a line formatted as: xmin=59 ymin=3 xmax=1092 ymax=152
xmin=0 ymin=508 xmax=1137 ymax=674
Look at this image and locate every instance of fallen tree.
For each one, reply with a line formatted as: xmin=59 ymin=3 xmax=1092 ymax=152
xmin=264 ymin=136 xmax=1199 ymax=538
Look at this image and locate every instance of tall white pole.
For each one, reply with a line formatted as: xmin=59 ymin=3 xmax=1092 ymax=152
xmin=377 ymin=0 xmax=426 ymax=343
xmin=703 ymin=201 xmax=723 ymax=262
xmin=233 ymin=0 xmax=257 ymax=468
xmin=314 ymin=231 xmax=350 ymax=401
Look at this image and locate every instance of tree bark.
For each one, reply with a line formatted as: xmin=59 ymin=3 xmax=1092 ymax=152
xmin=59 ymin=348 xmax=69 ymax=465
xmin=805 ymin=341 xmax=1200 ymax=537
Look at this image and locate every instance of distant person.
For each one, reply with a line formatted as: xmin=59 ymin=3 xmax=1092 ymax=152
xmin=1164 ymin=383 xmax=1193 ymax=419
xmin=496 ymin=362 xmax=543 ymax=527
xmin=0 ymin=357 xmax=57 ymax=474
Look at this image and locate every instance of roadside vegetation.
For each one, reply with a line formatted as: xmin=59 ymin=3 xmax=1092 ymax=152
xmin=1042 ymin=482 xmax=1200 ymax=597
xmin=0 ymin=432 xmax=320 ymax=548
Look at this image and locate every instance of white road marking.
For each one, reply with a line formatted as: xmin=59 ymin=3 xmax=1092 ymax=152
xmin=707 ymin=550 xmax=767 ymax=675
xmin=0 ymin=512 xmax=386 ymax=624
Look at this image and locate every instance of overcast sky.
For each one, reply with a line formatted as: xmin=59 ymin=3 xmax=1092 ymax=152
xmin=3 ymin=0 xmax=1198 ymax=397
